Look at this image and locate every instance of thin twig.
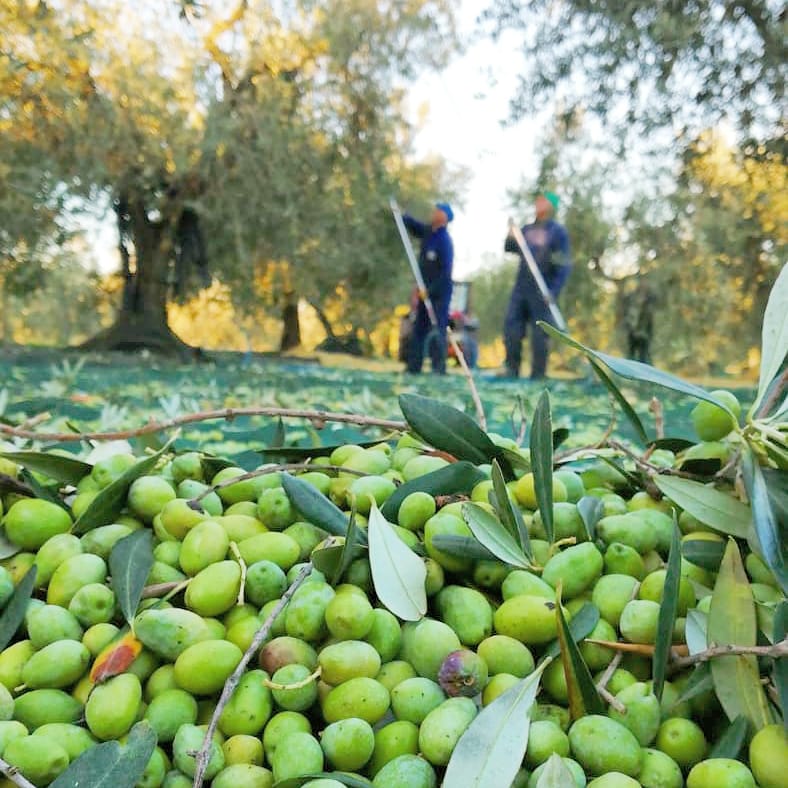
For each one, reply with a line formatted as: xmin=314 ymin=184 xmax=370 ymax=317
xmin=649 ymin=397 xmax=664 ymax=441
xmin=606 ymin=440 xmax=708 ymax=486
xmin=0 ymin=757 xmax=38 ymax=788
xmin=597 ymin=651 xmax=624 ymax=694
xmin=585 ymin=640 xmax=688 ymax=658
xmin=669 ymin=638 xmax=788 ymax=672
xmin=599 ymin=685 xmax=626 ymax=713
xmin=262 ymin=665 xmax=322 ymax=691
xmin=714 ymin=448 xmax=742 ymax=480
xmin=594 ymin=396 xmax=618 ymax=449
xmin=17 ymin=411 xmax=51 ymax=430
xmin=0 ymin=407 xmax=407 ymax=443
xmin=191 ymin=563 xmax=313 ymax=788
xmin=447 ymin=327 xmax=487 ymax=431
xmin=229 ymin=542 xmax=247 ymax=606
xmin=140 ymin=581 xmax=185 ymax=599
xmin=755 ymin=367 xmax=788 ymax=419
xmin=595 ymin=580 xmax=639 ymax=711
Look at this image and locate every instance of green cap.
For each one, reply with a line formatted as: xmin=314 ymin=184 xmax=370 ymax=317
xmin=542 ymin=191 xmax=560 ymax=211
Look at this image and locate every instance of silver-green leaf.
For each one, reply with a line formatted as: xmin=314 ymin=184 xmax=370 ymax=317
xmin=367 ymin=504 xmax=426 ymax=621
xmin=442 ymin=659 xmax=550 ymax=788
xmin=462 ymin=502 xmax=532 ymax=569
xmin=654 ymin=476 xmax=751 ymax=538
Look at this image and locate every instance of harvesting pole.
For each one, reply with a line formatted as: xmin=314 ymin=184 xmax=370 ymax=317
xmin=390 ymin=198 xmax=487 ymax=429
xmin=507 ymin=218 xmax=567 ymax=331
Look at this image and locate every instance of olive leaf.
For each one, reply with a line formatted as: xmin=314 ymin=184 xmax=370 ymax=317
xmin=260 ymin=438 xmax=383 ymax=462
xmin=281 ymin=471 xmax=355 ymax=541
xmin=554 ymin=590 xmax=605 ymax=719
xmin=682 ymin=539 xmax=725 ymax=572
xmin=576 ymin=496 xmax=603 ymax=541
xmin=429 ymin=534 xmax=498 ymax=562
xmin=709 ymin=715 xmax=750 ymax=760
xmin=673 ymin=663 xmax=714 ymax=708
xmin=367 ymin=504 xmax=426 ymax=622
xmin=380 ymin=461 xmax=485 ymax=520
xmin=708 ymin=539 xmax=774 ymax=730
xmin=462 ymin=502 xmax=532 ymax=569
xmin=654 ymin=476 xmax=751 ymax=539
xmin=273 ymin=773 xmax=373 ymax=788
xmin=652 ymin=521 xmax=682 ymax=700
xmin=543 ymin=602 xmax=600 ymax=661
xmin=442 ymin=658 xmax=551 ymax=788
xmin=399 ymin=394 xmax=513 ymax=477
xmin=110 ymin=529 xmax=155 ymax=627
xmin=752 ymin=262 xmax=788 ymax=414
xmin=49 ymin=721 xmax=157 ymax=788
xmin=536 ymin=752 xmax=578 ymax=788
xmin=0 ymin=565 xmax=37 ymax=652
xmin=0 ymin=450 xmax=91 ymax=485
xmin=490 ymin=459 xmax=531 ymax=558
xmin=0 ymin=528 xmax=20 ymax=561
xmin=531 ymin=390 xmax=555 ymax=543
xmin=540 ymin=322 xmax=738 ymax=417
xmin=74 ymin=438 xmax=175 ymax=534
xmin=586 ymin=357 xmax=650 ymax=445
xmin=742 ymin=448 xmax=788 ymax=594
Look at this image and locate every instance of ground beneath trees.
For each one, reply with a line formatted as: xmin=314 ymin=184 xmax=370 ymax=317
xmin=0 ymin=348 xmax=756 ymax=465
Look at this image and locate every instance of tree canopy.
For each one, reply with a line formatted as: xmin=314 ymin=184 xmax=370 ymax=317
xmin=485 ymin=1 xmax=785 ymax=136
xmin=0 ymin=0 xmax=458 ymax=352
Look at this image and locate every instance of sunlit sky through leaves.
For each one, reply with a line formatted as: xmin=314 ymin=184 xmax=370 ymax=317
xmin=78 ymin=2 xmax=547 ymax=280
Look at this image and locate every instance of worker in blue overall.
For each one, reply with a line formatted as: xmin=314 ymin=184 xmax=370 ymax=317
xmin=503 ymin=191 xmax=571 ymax=379
xmin=402 ymin=202 xmax=454 ymax=375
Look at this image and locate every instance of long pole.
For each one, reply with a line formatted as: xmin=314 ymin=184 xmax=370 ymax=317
xmin=508 ymin=218 xmax=567 ymax=331
xmin=390 ymin=198 xmax=440 ymax=327
xmin=390 ymin=199 xmax=487 ymax=430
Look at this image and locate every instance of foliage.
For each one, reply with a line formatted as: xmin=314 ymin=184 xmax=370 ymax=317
xmin=0 ymin=0 xmax=460 ymax=345
xmin=484 ymin=0 xmax=785 ymax=135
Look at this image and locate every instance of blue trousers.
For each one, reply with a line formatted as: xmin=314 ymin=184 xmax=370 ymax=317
xmin=503 ymin=287 xmax=553 ymax=378
xmin=407 ymin=303 xmax=448 ymax=374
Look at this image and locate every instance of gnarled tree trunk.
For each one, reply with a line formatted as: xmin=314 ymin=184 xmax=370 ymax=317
xmin=81 ymin=200 xmax=195 ymax=358
xmin=279 ymin=290 xmax=301 ymax=352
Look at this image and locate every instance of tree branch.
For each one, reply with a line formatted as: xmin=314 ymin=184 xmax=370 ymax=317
xmin=192 ymin=562 xmax=313 ymax=788
xmin=0 ymin=407 xmax=406 ymax=443
xmin=669 ymin=637 xmax=788 ymax=672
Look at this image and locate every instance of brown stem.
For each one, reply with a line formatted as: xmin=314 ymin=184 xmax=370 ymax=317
xmin=0 ymin=407 xmax=406 ymax=443
xmin=597 ymin=651 xmax=624 ymax=693
xmin=756 ymin=367 xmax=788 ymax=419
xmin=595 ymin=580 xmax=639 ymax=710
xmin=140 ymin=581 xmax=184 ymax=599
xmin=595 ymin=396 xmax=618 ymax=449
xmin=606 ymin=440 xmax=708 ymax=486
xmin=191 ymin=563 xmax=313 ymax=788
xmin=599 ymin=684 xmax=626 ymax=713
xmin=649 ymin=397 xmax=664 ymax=440
xmin=669 ymin=638 xmax=788 ymax=672
xmin=584 ymin=640 xmax=689 ymax=658
xmin=447 ymin=327 xmax=487 ymax=431
xmin=0 ymin=758 xmax=38 ymax=788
